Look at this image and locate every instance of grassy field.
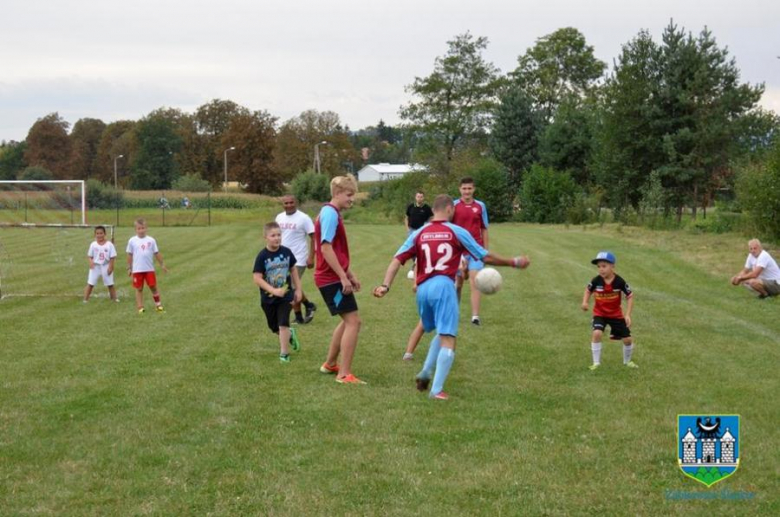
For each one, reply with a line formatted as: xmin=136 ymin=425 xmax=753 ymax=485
xmin=0 ymin=221 xmax=777 ymax=515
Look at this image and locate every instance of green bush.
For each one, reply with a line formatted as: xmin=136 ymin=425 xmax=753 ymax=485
xmin=86 ymin=179 xmax=124 ymax=209
xmin=736 ymin=142 xmax=780 ymax=239
xmin=172 ymin=174 xmax=212 ymax=193
xmin=688 ymin=211 xmax=742 ymax=234
xmin=291 ymin=170 xmax=331 ymax=203
xmin=518 ymin=165 xmax=579 ymax=224
xmin=19 ymin=166 xmax=54 ymax=181
xmin=566 ymin=190 xmax=603 ymax=225
xmin=366 ymin=172 xmax=444 ymax=222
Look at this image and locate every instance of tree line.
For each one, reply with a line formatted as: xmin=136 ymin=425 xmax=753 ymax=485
xmin=1 ymin=21 xmax=778 ymax=226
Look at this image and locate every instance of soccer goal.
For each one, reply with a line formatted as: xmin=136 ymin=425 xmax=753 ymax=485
xmin=0 ymin=182 xmax=122 ymax=299
xmin=0 ymin=180 xmax=87 ymax=225
xmin=0 ymin=223 xmax=125 ymax=299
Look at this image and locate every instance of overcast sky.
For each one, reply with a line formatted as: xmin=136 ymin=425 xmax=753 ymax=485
xmin=1 ymin=0 xmax=778 ymax=141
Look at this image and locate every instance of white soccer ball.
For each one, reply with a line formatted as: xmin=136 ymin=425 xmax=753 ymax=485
xmin=475 ymin=267 xmax=502 ymax=295
xmin=407 ymin=269 xmax=415 ymax=280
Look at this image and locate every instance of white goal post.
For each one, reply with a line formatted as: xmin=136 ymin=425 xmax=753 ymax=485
xmin=0 ymin=180 xmax=86 ymax=225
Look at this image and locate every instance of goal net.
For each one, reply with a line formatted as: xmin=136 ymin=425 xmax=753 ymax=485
xmin=0 ymin=182 xmax=124 ymax=298
xmin=0 ymin=224 xmax=128 ymax=299
xmin=0 ymin=180 xmax=86 ymax=225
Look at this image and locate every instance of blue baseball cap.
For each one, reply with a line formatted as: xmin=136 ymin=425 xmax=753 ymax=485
xmin=591 ymin=251 xmax=616 ymax=265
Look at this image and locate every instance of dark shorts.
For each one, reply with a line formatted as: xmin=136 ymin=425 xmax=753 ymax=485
xmin=592 ymin=316 xmax=631 ymax=340
xmin=262 ymin=301 xmax=292 ymax=334
xmin=318 ymin=282 xmax=358 ymax=316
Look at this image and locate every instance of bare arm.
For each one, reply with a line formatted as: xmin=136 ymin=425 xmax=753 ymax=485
xmin=127 ymin=253 xmax=133 ymax=276
xmin=108 ymin=257 xmax=115 ymax=275
xmin=732 ymin=266 xmax=761 ymax=284
xmin=405 ymin=216 xmax=410 ymax=232
xmin=291 ymin=267 xmax=303 ymax=303
xmin=581 ymin=287 xmax=592 ymax=311
xmin=307 ymin=234 xmax=315 ymax=268
xmin=155 ymin=252 xmax=169 ymax=273
xmin=624 ymin=294 xmax=634 ymax=327
xmin=374 ymin=258 xmax=403 ymax=298
xmin=483 ymin=251 xmax=528 ymax=269
xmin=321 ymin=242 xmax=353 ymax=294
xmin=253 ymin=272 xmax=285 ymax=298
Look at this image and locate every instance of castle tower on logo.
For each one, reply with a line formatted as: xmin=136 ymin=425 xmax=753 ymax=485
xmin=679 ymin=426 xmax=737 ymax=466
xmin=681 ymin=429 xmax=697 ymax=463
xmin=721 ymin=429 xmax=735 ymax=463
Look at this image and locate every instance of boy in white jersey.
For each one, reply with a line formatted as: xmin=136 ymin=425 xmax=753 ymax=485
xmin=126 ymin=218 xmax=168 ymax=313
xmin=83 ymin=226 xmax=118 ymax=302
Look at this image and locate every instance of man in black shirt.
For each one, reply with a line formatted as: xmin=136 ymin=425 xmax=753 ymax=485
xmin=405 ymin=191 xmax=433 ymax=234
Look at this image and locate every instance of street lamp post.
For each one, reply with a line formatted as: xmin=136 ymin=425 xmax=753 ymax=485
xmin=113 ymin=154 xmax=124 ymax=227
xmin=314 ymin=141 xmax=328 ymax=174
xmin=223 ymin=146 xmax=236 ymax=192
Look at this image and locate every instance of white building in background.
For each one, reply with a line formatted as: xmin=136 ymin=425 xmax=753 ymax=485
xmin=356 ymin=163 xmax=427 ymax=182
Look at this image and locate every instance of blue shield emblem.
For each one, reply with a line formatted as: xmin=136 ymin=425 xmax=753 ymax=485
xmin=678 ymin=414 xmax=739 ymax=487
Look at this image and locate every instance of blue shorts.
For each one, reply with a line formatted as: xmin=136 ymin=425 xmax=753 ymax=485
xmin=416 ymin=275 xmax=460 ymax=337
xmin=464 ymin=254 xmax=484 ymax=271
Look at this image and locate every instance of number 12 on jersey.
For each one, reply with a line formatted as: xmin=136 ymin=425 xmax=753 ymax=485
xmin=421 ymin=242 xmax=454 ymax=274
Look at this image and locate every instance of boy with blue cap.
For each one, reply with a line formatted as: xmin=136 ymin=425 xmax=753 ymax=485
xmin=581 ymin=251 xmax=638 ymax=370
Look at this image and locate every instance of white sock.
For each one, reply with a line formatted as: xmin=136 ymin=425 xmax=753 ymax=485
xmin=591 ymin=342 xmax=602 ymax=365
xmin=623 ymin=344 xmax=634 ymax=364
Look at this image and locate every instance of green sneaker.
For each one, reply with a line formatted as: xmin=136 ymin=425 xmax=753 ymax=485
xmin=289 ymin=328 xmax=300 ymax=352
xmin=588 ymin=363 xmax=600 ymax=371
xmin=280 ymin=354 xmax=291 ymax=363
xmin=625 ymin=361 xmax=639 ymax=369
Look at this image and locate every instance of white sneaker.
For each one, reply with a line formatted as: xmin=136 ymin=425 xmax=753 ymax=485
xmin=402 ymin=352 xmax=413 ymax=361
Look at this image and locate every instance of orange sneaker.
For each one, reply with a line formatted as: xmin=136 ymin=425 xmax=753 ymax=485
xmin=336 ymin=374 xmax=366 ymax=385
xmin=319 ymin=362 xmax=339 ymax=374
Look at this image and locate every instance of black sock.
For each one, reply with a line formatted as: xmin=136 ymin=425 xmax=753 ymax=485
xmin=295 ymin=310 xmax=303 ymax=320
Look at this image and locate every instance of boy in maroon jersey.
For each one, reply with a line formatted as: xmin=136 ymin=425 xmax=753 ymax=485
xmin=314 ymin=174 xmax=365 ymax=384
xmin=581 ymin=251 xmax=637 ymax=370
xmin=452 ymin=177 xmax=489 ymax=326
xmin=374 ymin=194 xmax=529 ymax=400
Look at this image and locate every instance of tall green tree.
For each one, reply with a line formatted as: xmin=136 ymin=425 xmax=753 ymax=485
xmin=513 ymin=27 xmax=606 ymax=120
xmin=69 ymin=118 xmax=106 ymax=180
xmin=399 ymin=32 xmax=504 ymax=173
xmin=489 ymin=85 xmax=543 ymax=188
xmin=654 ymin=24 xmax=763 ymax=219
xmin=95 ymin=121 xmax=137 ymax=186
xmin=274 ymin=110 xmax=359 ymax=178
xmin=593 ymin=24 xmax=764 ymax=217
xmin=0 ymin=141 xmax=27 ymax=180
xmin=24 ymin=113 xmax=72 ymax=179
xmin=592 ymin=30 xmax=666 ymax=210
xmin=131 ymin=110 xmax=183 ymax=190
xmin=195 ymin=99 xmax=250 ymax=185
xmin=538 ymin=96 xmax=596 ymax=186
xmin=221 ymin=110 xmax=278 ymax=194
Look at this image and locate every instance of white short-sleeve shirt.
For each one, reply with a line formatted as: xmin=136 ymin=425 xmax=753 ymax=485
xmin=88 ymin=240 xmax=117 ymax=266
xmin=126 ymin=236 xmax=159 ymax=273
xmin=745 ymin=250 xmax=780 ymax=282
xmin=276 ymin=210 xmax=315 ymax=265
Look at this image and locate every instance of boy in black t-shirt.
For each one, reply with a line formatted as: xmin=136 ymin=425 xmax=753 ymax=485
xmin=581 ymin=251 xmax=638 ymax=370
xmin=253 ymin=222 xmax=303 ymax=362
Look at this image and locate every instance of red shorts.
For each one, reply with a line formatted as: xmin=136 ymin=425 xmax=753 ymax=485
xmin=132 ymin=271 xmax=157 ymax=289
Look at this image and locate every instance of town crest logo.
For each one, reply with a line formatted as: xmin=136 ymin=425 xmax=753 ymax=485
xmin=678 ymin=415 xmax=739 ymax=487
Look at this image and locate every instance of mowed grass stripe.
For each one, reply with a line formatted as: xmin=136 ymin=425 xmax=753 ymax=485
xmin=0 ymin=223 xmax=776 ymax=515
